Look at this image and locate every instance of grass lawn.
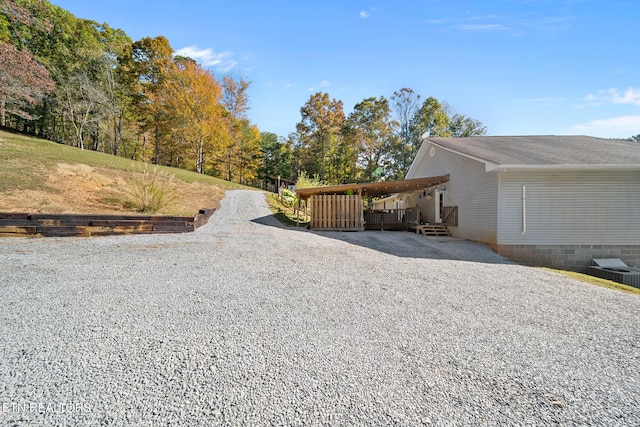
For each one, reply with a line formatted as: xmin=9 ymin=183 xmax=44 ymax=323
xmin=0 ymin=130 xmax=253 ymax=216
xmin=265 ymin=192 xmax=310 ymax=228
xmin=541 ymin=268 xmax=640 ymax=296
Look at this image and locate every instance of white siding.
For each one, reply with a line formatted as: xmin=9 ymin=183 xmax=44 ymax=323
xmin=498 ymin=170 xmax=640 ymax=245
xmin=407 ymin=143 xmax=499 ymax=244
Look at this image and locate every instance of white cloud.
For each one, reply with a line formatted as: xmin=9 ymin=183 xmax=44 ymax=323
xmin=573 ymin=115 xmax=640 ymax=134
xmin=359 ymin=10 xmax=370 ymax=18
xmin=448 ymin=14 xmax=573 ymax=34
xmin=174 ymin=45 xmax=238 ymax=73
xmin=308 ymin=80 xmax=331 ymax=91
xmin=611 ymin=88 xmax=640 ymax=105
xmin=583 ymin=87 xmax=640 ymax=106
xmin=457 ymin=23 xmax=509 ymax=32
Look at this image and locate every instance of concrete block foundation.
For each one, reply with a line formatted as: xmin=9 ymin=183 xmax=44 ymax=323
xmin=496 ymin=244 xmax=640 ymax=272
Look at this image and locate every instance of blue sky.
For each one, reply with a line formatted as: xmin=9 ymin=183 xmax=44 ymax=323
xmin=53 ymin=0 xmax=640 ymax=139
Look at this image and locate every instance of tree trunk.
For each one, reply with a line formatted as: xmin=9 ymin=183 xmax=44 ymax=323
xmin=1 ymin=97 xmax=6 ymax=127
xmin=153 ymin=126 xmax=159 ymax=164
xmin=196 ymin=141 xmax=204 ymax=174
xmin=112 ymin=113 xmax=122 ymax=156
xmin=91 ymin=128 xmax=99 ymax=151
xmin=227 ymin=145 xmax=233 ymax=181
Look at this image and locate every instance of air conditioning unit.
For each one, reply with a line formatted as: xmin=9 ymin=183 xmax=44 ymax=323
xmin=588 ymin=258 xmax=640 ymax=288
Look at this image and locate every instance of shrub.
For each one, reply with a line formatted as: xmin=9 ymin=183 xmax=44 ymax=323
xmin=295 ymin=170 xmax=324 ymax=189
xmin=280 ymin=188 xmax=296 ymax=207
xmin=128 ymin=163 xmax=176 ymax=213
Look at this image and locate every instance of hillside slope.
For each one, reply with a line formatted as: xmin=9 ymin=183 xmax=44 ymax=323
xmin=0 ymin=130 xmax=249 ymax=215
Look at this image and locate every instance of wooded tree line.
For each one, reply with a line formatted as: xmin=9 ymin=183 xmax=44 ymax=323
xmin=258 ymin=90 xmax=490 ymax=185
xmin=1 ymin=0 xmax=260 ymax=182
xmin=2 ymin=0 xmax=488 ymax=186
xmin=3 ymin=1 xmax=639 ymax=187
xmin=286 ymin=89 xmax=488 ymax=184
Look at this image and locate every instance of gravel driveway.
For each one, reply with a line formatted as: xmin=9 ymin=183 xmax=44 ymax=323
xmin=1 ymin=190 xmax=639 ymax=426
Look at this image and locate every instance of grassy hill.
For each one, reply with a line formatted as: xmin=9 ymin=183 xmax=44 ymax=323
xmin=0 ymin=130 xmax=251 ymax=216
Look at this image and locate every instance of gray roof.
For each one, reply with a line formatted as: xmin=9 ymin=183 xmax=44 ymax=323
xmin=425 ymin=135 xmax=640 ymax=167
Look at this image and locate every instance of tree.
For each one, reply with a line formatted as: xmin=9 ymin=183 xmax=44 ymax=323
xmin=0 ymin=42 xmax=54 ymax=126
xmin=389 ymin=88 xmax=422 ymax=179
xmin=150 ymin=60 xmax=225 ymax=173
xmin=346 ymin=96 xmax=398 ymax=181
xmin=443 ymin=102 xmax=487 ymax=137
xmin=413 ymin=96 xmax=451 ymax=139
xmin=233 ymin=119 xmax=261 ymax=184
xmin=447 ymin=113 xmax=486 ymax=137
xmin=295 ymin=92 xmax=345 ymax=183
xmin=0 ymin=0 xmax=54 ymax=128
xmin=221 ymin=76 xmax=250 ymax=119
xmin=391 ymin=88 xmax=421 ymax=148
xmin=630 ymin=134 xmax=640 ymax=143
xmin=58 ymin=71 xmax=107 ymax=149
xmin=259 ymin=131 xmax=294 ymax=181
xmin=95 ymin=23 xmax=132 ymax=155
xmin=221 ymin=76 xmax=251 ymax=181
xmin=386 ymin=90 xmax=488 ymax=178
xmin=124 ymin=36 xmax=175 ymax=163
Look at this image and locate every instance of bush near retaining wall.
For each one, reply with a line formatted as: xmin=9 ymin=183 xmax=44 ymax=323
xmin=0 ymin=209 xmax=216 ymax=237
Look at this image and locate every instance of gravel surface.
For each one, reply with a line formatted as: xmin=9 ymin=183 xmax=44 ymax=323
xmin=1 ymin=190 xmax=639 ymax=426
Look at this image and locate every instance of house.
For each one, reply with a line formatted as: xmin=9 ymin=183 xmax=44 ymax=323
xmin=404 ymin=135 xmax=640 ymax=271
xmin=371 ymin=194 xmax=404 ymax=211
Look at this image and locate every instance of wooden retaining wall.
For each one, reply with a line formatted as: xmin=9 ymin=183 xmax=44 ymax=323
xmin=310 ymin=194 xmax=363 ymax=231
xmin=0 ymin=208 xmax=216 ymax=237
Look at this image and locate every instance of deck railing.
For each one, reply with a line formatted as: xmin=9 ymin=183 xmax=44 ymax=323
xmin=364 ymin=207 xmax=419 ymax=230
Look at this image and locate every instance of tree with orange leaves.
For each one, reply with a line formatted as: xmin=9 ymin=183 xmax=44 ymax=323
xmin=150 ymin=59 xmax=227 ymax=173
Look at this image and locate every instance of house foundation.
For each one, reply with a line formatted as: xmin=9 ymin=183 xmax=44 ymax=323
xmin=496 ymin=244 xmax=640 ymax=272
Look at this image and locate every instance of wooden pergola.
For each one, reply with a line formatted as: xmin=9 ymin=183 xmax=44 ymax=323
xmin=295 ymin=175 xmax=450 ymax=230
xmin=294 ymin=175 xmax=450 ymax=200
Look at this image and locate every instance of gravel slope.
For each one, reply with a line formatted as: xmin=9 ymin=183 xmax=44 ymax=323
xmin=1 ymin=190 xmax=638 ymax=426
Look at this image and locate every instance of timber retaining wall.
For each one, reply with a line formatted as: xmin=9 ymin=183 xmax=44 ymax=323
xmin=0 ymin=208 xmax=216 ymax=237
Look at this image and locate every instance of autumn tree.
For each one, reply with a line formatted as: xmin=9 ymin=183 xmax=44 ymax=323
xmin=220 ymin=76 xmax=251 ymax=181
xmin=0 ymin=42 xmax=54 ymax=127
xmin=150 ymin=60 xmax=225 ymax=173
xmin=0 ymin=0 xmax=54 ymax=128
xmin=123 ymin=36 xmax=175 ymax=163
xmin=0 ymin=1 xmax=265 ymax=184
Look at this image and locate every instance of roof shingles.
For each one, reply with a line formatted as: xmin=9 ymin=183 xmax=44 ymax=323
xmin=425 ymin=136 xmax=640 ymax=166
